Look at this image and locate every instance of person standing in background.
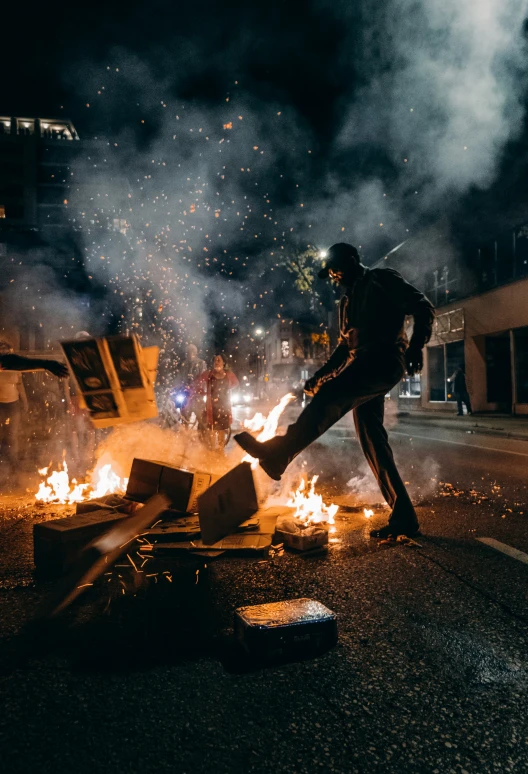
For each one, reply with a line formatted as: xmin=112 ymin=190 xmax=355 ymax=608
xmin=448 ymin=364 xmax=472 ymax=416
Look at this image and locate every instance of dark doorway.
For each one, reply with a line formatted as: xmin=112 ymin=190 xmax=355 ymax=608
xmin=514 ymin=326 xmax=528 ymax=405
xmin=428 ymin=345 xmax=446 ymax=401
xmin=485 ymin=333 xmax=512 ymax=411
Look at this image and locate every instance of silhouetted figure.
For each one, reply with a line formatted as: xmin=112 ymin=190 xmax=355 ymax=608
xmin=235 ymin=243 xmax=435 ymax=539
xmin=448 ymin=365 xmax=472 ymax=416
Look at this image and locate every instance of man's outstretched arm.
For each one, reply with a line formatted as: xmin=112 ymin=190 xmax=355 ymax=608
xmin=304 ymin=343 xmax=350 ymax=396
xmin=0 ymin=354 xmax=69 ymax=378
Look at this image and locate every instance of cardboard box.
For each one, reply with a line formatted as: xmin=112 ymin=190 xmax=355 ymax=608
xmin=33 ymin=509 xmax=129 ymax=576
xmin=61 ymin=334 xmax=159 ymax=428
xmin=198 ymin=462 xmax=258 ymax=545
xmin=126 ymin=458 xmax=216 ymax=513
xmin=234 ymin=598 xmax=338 ymax=661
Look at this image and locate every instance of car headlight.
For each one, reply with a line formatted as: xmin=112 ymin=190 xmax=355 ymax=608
xmin=231 ymin=392 xmax=240 ymax=404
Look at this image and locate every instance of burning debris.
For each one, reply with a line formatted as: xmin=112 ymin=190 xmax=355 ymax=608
xmin=35 ymin=462 xmax=128 ymax=505
xmin=274 ymin=475 xmax=339 ymax=553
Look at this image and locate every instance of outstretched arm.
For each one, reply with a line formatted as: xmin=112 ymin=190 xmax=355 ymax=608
xmin=304 ymin=343 xmax=350 ymax=396
xmin=0 ymin=354 xmax=69 ymax=378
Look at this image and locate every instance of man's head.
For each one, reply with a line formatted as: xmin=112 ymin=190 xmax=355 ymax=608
xmin=187 ymin=344 xmax=198 ymax=360
xmin=318 ymin=243 xmax=362 ymax=286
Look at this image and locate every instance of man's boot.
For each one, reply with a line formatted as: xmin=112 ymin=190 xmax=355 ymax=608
xmin=233 ymin=433 xmax=293 ymax=480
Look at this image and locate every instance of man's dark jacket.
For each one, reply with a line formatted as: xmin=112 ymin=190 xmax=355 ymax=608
xmin=314 ymin=266 xmax=435 ymax=384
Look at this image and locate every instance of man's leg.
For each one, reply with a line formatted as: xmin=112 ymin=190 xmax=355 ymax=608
xmin=353 ymin=396 xmax=419 ymax=535
xmin=456 ymin=394 xmax=463 ymax=415
xmin=235 ymin=349 xmax=405 ymax=479
xmin=464 ymin=392 xmax=473 ymax=414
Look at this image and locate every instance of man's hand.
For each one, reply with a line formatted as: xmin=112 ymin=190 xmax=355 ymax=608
xmin=405 ymin=345 xmax=423 ymax=376
xmin=303 ymin=375 xmax=321 ymax=397
xmin=46 ymin=360 xmax=70 ymax=379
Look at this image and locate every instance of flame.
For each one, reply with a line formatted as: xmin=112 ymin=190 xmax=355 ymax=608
xmin=35 ymin=461 xmax=128 ymax=504
xmin=286 ymin=475 xmax=338 ymax=530
xmin=363 ymin=508 xmax=374 ymax=519
xmin=91 ymin=463 xmax=129 ymax=499
xmin=242 ymin=393 xmax=295 ymax=468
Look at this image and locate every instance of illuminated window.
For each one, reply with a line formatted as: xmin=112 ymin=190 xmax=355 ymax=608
xmin=0 ymin=205 xmax=5 ymax=218
xmin=281 ymin=339 xmax=290 ymax=359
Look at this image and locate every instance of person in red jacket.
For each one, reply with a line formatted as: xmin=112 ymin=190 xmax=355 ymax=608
xmin=190 ymin=354 xmax=239 ymax=450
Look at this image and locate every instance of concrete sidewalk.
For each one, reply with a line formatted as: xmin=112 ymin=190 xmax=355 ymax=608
xmin=396 ymin=408 xmax=528 ymax=441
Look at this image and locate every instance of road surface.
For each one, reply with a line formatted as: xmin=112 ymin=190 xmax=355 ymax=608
xmin=0 ymin=410 xmax=527 ymax=773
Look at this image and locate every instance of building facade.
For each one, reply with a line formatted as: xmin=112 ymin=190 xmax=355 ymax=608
xmin=390 ymin=222 xmax=528 ymax=415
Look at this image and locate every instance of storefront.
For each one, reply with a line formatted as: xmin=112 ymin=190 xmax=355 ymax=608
xmin=394 ymin=276 xmax=528 ymax=415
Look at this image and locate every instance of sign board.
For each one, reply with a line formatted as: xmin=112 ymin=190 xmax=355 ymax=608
xmin=61 ymin=334 xmax=159 ymax=427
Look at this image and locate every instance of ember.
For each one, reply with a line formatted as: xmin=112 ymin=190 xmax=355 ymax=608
xmin=363 ymin=508 xmax=374 ymax=519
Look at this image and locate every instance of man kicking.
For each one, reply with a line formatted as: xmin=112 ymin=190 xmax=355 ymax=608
xmin=234 ymin=243 xmax=435 ymax=539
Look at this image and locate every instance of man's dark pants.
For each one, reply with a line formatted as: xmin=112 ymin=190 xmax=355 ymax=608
xmin=280 ymin=346 xmax=419 ymax=531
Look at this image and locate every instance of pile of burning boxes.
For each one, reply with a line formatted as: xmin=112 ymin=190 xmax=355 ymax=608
xmin=33 ymin=458 xmax=337 ymax=661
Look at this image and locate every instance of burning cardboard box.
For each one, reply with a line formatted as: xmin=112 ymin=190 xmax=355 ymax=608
xmin=61 ymin=334 xmax=159 ymax=428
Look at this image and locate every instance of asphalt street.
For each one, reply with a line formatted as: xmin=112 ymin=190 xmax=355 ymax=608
xmin=1 ymin=411 xmax=527 ymax=774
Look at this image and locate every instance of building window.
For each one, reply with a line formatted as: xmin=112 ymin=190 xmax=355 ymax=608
xmin=445 ymin=340 xmax=465 ymax=402
xmin=399 ymin=375 xmax=421 ymax=398
xmin=514 ymin=327 xmax=528 ymax=404
xmin=281 ymin=340 xmax=290 ymax=359
xmin=428 ymin=340 xmax=465 ymax=402
xmin=0 ymin=205 xmax=5 ymax=219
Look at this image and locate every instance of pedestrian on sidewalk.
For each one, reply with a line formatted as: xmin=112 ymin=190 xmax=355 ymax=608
xmin=448 ymin=365 xmax=472 ymax=416
xmin=235 ymin=242 xmax=435 ymax=540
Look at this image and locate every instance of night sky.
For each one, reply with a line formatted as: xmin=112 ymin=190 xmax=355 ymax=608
xmin=5 ymin=1 xmax=528 ymax=358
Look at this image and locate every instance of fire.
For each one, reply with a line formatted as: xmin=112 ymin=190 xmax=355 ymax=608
xmin=242 ymin=393 xmax=295 ymax=468
xmin=363 ymin=508 xmax=374 ymax=519
xmin=286 ymin=475 xmax=338 ymax=532
xmin=35 ymin=461 xmax=128 ymax=504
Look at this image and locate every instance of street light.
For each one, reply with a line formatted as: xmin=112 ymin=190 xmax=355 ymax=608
xmin=255 ymin=327 xmax=263 ymax=336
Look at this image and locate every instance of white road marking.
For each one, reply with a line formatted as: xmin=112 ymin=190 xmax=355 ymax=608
xmin=476 ymin=537 xmax=528 ymax=565
xmin=389 ymin=431 xmax=528 ymax=457
xmin=328 ymin=427 xmax=528 ymax=457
